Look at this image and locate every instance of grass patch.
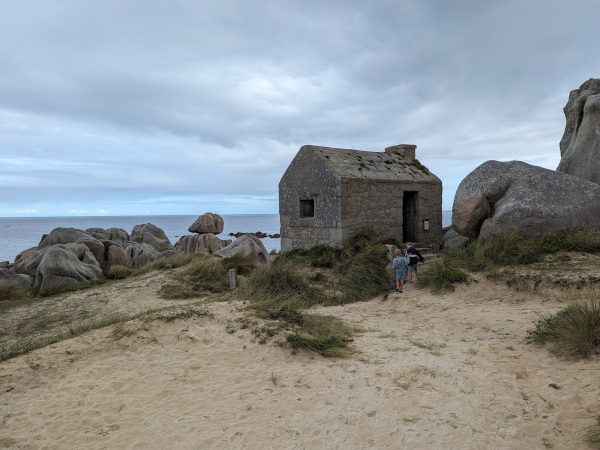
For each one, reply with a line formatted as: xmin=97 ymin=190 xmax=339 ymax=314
xmin=239 ymin=231 xmax=389 ymax=356
xmin=160 ymin=253 xmax=258 ymax=299
xmin=418 ymin=258 xmax=468 ymax=294
xmin=105 ymin=265 xmax=132 ymax=280
xmin=528 ymin=289 xmax=600 ymax=359
xmin=583 ymin=417 xmax=600 ymax=447
xmin=0 ymin=304 xmax=209 ymax=362
xmin=286 ymin=314 xmax=354 ymax=357
xmin=443 ymin=228 xmax=600 ymax=272
xmin=0 ymin=285 xmax=35 ymax=310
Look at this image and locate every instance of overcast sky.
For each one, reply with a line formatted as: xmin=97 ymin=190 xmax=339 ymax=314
xmin=1 ymin=0 xmax=599 ymax=217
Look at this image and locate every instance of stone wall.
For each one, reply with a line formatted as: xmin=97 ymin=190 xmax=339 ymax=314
xmin=279 ymin=149 xmax=342 ymax=250
xmin=340 ymin=179 xmax=442 ymax=249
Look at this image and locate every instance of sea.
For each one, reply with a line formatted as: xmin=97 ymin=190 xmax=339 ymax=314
xmin=0 ymin=212 xmax=453 ymax=263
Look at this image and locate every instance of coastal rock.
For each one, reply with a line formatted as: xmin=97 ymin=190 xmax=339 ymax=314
xmin=130 ymin=224 xmax=173 ymax=252
xmin=125 ymin=242 xmax=160 ymax=267
xmin=214 ymin=234 xmax=270 ymax=266
xmin=107 ymin=245 xmax=128 ymax=267
xmin=39 ymin=228 xmax=105 ymax=263
xmin=557 ymin=78 xmax=600 ymax=183
xmin=86 ymin=228 xmax=130 ymax=247
xmin=188 ymin=213 xmax=224 ymax=234
xmin=174 ymin=234 xmax=232 ymax=255
xmin=0 ymin=268 xmax=33 ymax=288
xmin=12 ymin=247 xmax=47 ymax=277
xmin=34 ymin=246 xmax=103 ymax=294
xmin=443 ymin=229 xmax=470 ymax=248
xmin=452 ymin=160 xmax=600 ymax=240
xmin=63 ymin=243 xmax=100 ymax=266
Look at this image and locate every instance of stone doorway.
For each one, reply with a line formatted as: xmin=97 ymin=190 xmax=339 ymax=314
xmin=403 ymin=191 xmax=418 ymax=242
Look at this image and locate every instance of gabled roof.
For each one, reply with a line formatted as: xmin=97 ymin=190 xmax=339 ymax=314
xmin=303 ymin=145 xmax=441 ymax=183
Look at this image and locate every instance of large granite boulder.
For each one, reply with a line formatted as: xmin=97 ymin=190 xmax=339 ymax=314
xmin=0 ymin=268 xmax=33 ymax=288
xmin=443 ymin=229 xmax=470 ymax=248
xmin=557 ymin=78 xmax=600 ymax=184
xmin=174 ymin=234 xmax=232 ymax=255
xmin=86 ymin=227 xmax=130 ymax=247
xmin=188 ymin=213 xmax=224 ymax=234
xmin=213 ymin=234 xmax=270 ymax=266
xmin=39 ymin=228 xmax=105 ymax=264
xmin=125 ymin=242 xmax=160 ymax=267
xmin=107 ymin=245 xmax=128 ymax=267
xmin=452 ymin=160 xmax=600 ymax=240
xmin=130 ymin=223 xmax=173 ymax=252
xmin=12 ymin=247 xmax=48 ymax=277
xmin=33 ymin=246 xmax=103 ymax=294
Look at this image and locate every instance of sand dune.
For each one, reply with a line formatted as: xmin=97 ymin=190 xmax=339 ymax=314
xmin=1 ymin=277 xmax=598 ymax=449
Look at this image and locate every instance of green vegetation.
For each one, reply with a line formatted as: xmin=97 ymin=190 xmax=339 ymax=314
xmin=417 ymin=258 xmax=468 ymax=294
xmin=421 ymin=227 xmax=600 ymax=294
xmin=528 ymin=289 xmax=600 ymax=359
xmin=442 ymin=228 xmax=600 ymax=272
xmin=583 ymin=418 xmax=600 ymax=447
xmin=238 ymin=231 xmax=389 ymax=355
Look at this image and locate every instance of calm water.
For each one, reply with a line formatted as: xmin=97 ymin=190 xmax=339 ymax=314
xmin=0 ymin=212 xmax=452 ymax=263
xmin=0 ymin=214 xmax=281 ymax=263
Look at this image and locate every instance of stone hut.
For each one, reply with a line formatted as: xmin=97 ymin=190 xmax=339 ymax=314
xmin=279 ymin=144 xmax=443 ymax=251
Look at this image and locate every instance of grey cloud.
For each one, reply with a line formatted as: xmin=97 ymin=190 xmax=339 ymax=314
xmin=0 ymin=0 xmax=599 ymax=215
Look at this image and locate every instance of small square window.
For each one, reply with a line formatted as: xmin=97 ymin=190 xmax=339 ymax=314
xmin=300 ymin=199 xmax=315 ymax=218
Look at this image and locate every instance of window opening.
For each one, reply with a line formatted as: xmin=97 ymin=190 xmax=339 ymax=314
xmin=300 ymin=199 xmax=315 ymax=218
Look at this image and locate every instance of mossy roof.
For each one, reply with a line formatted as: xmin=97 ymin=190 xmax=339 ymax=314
xmin=302 ymin=145 xmax=441 ymax=183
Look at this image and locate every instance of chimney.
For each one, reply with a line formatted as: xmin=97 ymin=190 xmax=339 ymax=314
xmin=384 ymin=144 xmax=416 ymax=160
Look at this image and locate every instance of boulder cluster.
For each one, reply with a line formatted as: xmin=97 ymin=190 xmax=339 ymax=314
xmin=0 ymin=212 xmax=271 ymax=295
xmin=173 ymin=213 xmax=231 ymax=255
xmin=445 ymin=77 xmax=600 ymax=247
xmin=0 ymin=223 xmax=175 ymax=294
xmin=173 ymin=213 xmax=270 ymax=266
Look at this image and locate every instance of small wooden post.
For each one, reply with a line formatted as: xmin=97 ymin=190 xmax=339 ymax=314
xmin=229 ymin=268 xmax=238 ymax=290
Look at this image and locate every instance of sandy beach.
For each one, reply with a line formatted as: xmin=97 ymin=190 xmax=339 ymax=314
xmin=1 ymin=275 xmax=598 ymax=449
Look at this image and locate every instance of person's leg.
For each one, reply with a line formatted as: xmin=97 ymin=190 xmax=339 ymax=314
xmin=414 ymin=266 xmax=419 ymax=281
xmin=408 ymin=265 xmax=413 ymax=283
xmin=399 ymin=279 xmax=404 ymax=292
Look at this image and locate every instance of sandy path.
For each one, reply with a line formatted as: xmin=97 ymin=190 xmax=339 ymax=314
xmin=0 ymin=277 xmax=598 ymax=449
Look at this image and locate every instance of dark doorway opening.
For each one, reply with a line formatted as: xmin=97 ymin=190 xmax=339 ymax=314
xmin=403 ymin=191 xmax=417 ymax=242
xmin=300 ymin=199 xmax=315 ymax=218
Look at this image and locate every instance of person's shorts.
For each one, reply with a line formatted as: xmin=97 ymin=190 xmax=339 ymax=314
xmin=395 ymin=271 xmax=407 ymax=281
xmin=408 ymin=263 xmax=417 ymax=272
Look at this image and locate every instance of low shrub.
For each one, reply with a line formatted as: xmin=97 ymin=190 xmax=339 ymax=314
xmin=528 ymin=289 xmax=600 ymax=359
xmin=105 ymin=265 xmax=132 ymax=280
xmin=0 ymin=284 xmax=34 ymax=309
xmin=238 ymin=263 xmax=325 ymax=321
xmin=442 ymin=228 xmax=600 ymax=273
xmin=220 ymin=252 xmax=256 ymax=275
xmin=583 ymin=418 xmax=600 ymax=446
xmin=419 ymin=258 xmax=468 ymax=294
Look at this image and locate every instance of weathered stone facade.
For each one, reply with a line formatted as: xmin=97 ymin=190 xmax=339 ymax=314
xmin=279 ymin=145 xmax=443 ymax=250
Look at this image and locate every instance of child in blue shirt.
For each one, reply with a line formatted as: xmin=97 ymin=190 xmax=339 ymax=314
xmin=392 ymin=248 xmax=410 ymax=293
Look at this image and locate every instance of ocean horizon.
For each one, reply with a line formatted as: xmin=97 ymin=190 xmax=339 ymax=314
xmin=0 ymin=211 xmax=453 ymax=263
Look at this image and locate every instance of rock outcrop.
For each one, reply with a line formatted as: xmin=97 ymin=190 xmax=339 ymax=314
xmin=174 ymin=213 xmax=230 ymax=255
xmin=557 ymin=78 xmax=600 ymax=183
xmin=188 ymin=213 xmax=224 ymax=234
xmin=174 ymin=234 xmax=231 ymax=255
xmin=452 ymin=160 xmax=600 ymax=240
xmin=214 ymin=234 xmax=270 ymax=266
xmin=443 ymin=229 xmax=470 ymax=248
xmin=33 ymin=245 xmax=103 ymax=294
xmin=130 ymin=224 xmax=173 ymax=252
xmin=11 ymin=223 xmax=175 ymax=290
xmin=0 ymin=268 xmax=33 ymax=288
